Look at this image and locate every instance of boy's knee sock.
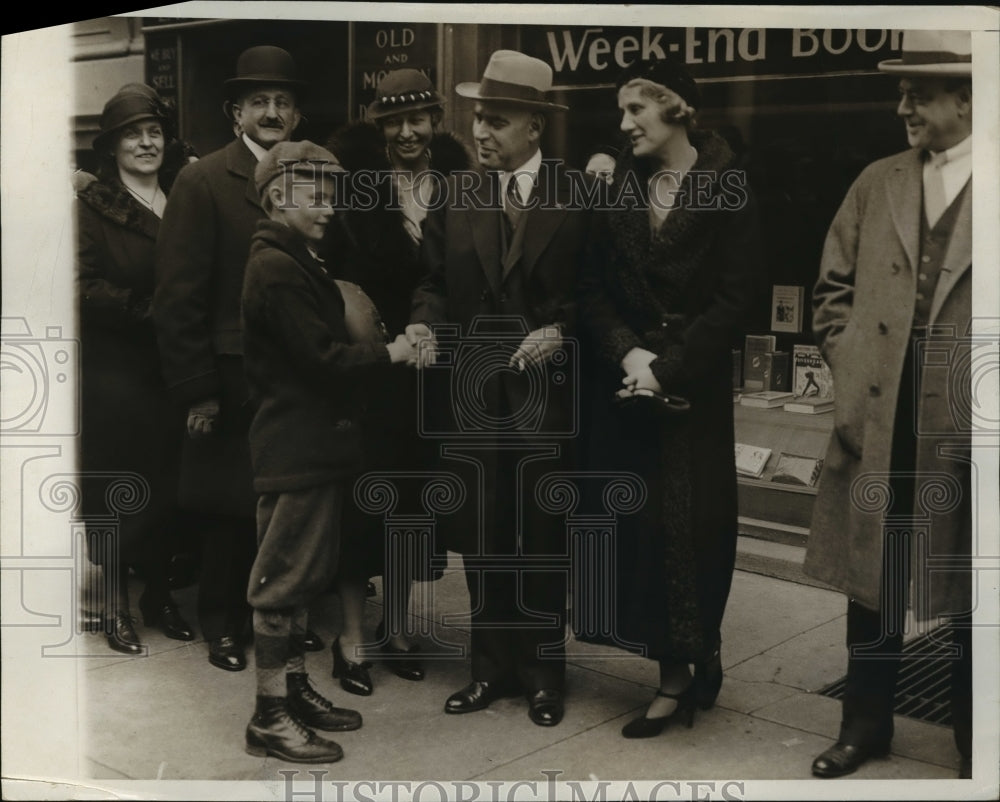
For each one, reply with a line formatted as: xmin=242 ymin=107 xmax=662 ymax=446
xmin=286 ymin=606 xmax=309 ymax=676
xmin=253 ymin=608 xmax=291 ymax=697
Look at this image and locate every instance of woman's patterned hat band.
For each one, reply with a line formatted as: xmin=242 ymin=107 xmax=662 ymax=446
xmin=615 ymin=56 xmax=701 ymax=110
xmin=379 ymin=90 xmax=435 ymax=106
xmin=367 ymin=69 xmax=445 ymax=120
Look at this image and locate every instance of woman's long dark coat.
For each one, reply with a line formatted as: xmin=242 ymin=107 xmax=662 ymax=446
xmin=579 ymin=130 xmax=762 ymax=661
xmin=76 ymin=173 xmax=181 ymax=565
xmin=322 ymin=123 xmax=474 ymax=577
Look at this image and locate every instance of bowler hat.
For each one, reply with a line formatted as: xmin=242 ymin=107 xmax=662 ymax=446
xmin=254 ymin=140 xmax=345 ymax=198
xmin=92 ymin=83 xmax=170 ymax=152
xmin=224 ymin=45 xmax=307 ymax=100
xmin=878 ymin=30 xmax=972 ymax=77
xmin=367 ymin=69 xmax=445 ymax=120
xmin=456 ymin=50 xmax=568 ymax=111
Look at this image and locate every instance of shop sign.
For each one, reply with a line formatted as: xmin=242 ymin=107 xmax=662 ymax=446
xmin=145 ymin=34 xmax=180 ymax=108
xmin=352 ymin=22 xmax=438 ymax=119
xmin=520 ymin=27 xmax=903 ymax=84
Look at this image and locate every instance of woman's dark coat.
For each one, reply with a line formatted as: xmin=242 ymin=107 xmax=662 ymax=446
xmin=321 ymin=122 xmax=474 ymax=577
xmin=579 ymin=129 xmax=762 ymax=661
xmin=323 ymin=122 xmax=475 ymax=335
xmin=76 ymin=173 xmax=181 ymax=564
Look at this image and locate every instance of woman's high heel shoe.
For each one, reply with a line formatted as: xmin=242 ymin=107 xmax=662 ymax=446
xmin=107 ymin=611 xmax=143 ymax=656
xmin=694 ymin=644 xmax=723 ymax=710
xmin=375 ymin=621 xmax=425 ymax=682
xmin=331 ymin=638 xmax=373 ymax=696
xmin=621 ymin=683 xmax=697 ymax=739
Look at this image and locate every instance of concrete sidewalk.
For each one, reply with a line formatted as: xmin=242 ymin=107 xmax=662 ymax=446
xmin=79 ymin=543 xmax=962 ymax=786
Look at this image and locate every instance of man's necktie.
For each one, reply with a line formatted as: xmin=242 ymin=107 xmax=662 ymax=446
xmin=504 ymin=174 xmax=523 ymax=234
xmin=924 ymin=150 xmax=948 ymax=228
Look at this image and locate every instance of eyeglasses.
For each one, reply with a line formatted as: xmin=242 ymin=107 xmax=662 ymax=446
xmin=241 ymin=94 xmax=295 ymax=112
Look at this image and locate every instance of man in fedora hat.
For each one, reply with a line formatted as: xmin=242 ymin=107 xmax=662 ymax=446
xmin=804 ymin=30 xmax=973 ymax=778
xmin=406 ymin=50 xmax=595 ymax=727
xmin=153 ymin=45 xmax=322 ymax=673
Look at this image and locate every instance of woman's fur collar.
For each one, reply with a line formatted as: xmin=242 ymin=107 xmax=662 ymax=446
xmin=606 ymin=129 xmax=740 ymax=319
xmin=76 ymin=173 xmax=159 ymax=240
xmin=326 ymin=121 xmax=474 ymax=176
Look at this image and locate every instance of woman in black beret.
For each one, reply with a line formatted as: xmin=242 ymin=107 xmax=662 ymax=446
xmin=579 ymin=57 xmax=762 ymax=737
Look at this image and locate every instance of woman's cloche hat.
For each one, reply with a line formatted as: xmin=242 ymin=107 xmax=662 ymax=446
xmin=367 ymin=69 xmax=445 ymax=121
xmin=456 ymin=50 xmax=568 ymax=111
xmin=224 ymin=45 xmax=307 ymax=99
xmin=92 ymin=83 xmax=170 ymax=152
xmin=877 ymin=30 xmax=972 ymax=77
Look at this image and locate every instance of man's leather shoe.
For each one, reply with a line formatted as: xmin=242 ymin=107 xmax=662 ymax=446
xmin=209 ymin=635 xmax=246 ymax=671
xmin=444 ymin=680 xmax=519 ymax=714
xmin=107 ymin=611 xmax=143 ymax=656
xmin=811 ymin=741 xmax=890 ymax=778
xmin=527 ymin=689 xmax=564 ymax=727
xmin=140 ymin=600 xmax=195 ymax=641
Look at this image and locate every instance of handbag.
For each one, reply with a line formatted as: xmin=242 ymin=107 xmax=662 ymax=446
xmin=613 ymin=386 xmax=691 ymax=415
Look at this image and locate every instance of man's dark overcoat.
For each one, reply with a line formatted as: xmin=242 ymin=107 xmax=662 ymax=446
xmin=153 ymin=138 xmax=263 ymax=515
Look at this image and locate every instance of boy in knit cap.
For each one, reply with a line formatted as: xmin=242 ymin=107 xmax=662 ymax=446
xmin=241 ymin=140 xmax=415 ymax=762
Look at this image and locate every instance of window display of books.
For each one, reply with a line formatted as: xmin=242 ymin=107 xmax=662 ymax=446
xmin=734 ymin=442 xmax=772 ymax=479
xmin=742 ymin=335 xmax=776 ymax=392
xmin=791 ymin=344 xmax=833 ymax=399
xmin=740 ymin=391 xmax=794 ymax=409
xmin=783 ymin=396 xmax=834 ymax=414
xmin=770 ymin=452 xmax=825 ymax=487
xmin=771 ymin=285 xmax=804 ymax=333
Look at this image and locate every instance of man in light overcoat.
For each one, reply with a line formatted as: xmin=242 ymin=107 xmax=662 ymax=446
xmin=804 ymin=30 xmax=974 ymax=779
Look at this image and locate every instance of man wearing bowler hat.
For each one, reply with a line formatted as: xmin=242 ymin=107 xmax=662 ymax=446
xmin=406 ymin=50 xmax=596 ymax=727
xmin=153 ymin=45 xmax=321 ymax=672
xmin=804 ymin=30 xmax=974 ymax=778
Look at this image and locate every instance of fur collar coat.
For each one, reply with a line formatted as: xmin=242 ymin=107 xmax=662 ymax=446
xmin=76 ymin=172 xmax=162 ymax=329
xmin=322 ymin=122 xmax=475 ymax=335
xmin=578 ymin=128 xmax=762 ymax=662
xmin=585 ymin=128 xmax=756 ymax=396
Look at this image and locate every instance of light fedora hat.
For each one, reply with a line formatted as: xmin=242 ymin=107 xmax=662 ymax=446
xmin=456 ymin=50 xmax=568 ymax=111
xmin=878 ymin=30 xmax=972 ymax=77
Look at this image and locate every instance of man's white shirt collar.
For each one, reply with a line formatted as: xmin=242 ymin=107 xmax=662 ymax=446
xmin=925 ymin=134 xmax=971 ymax=207
xmin=502 ymin=148 xmax=543 ymax=207
xmin=242 ymin=133 xmax=269 ymax=162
